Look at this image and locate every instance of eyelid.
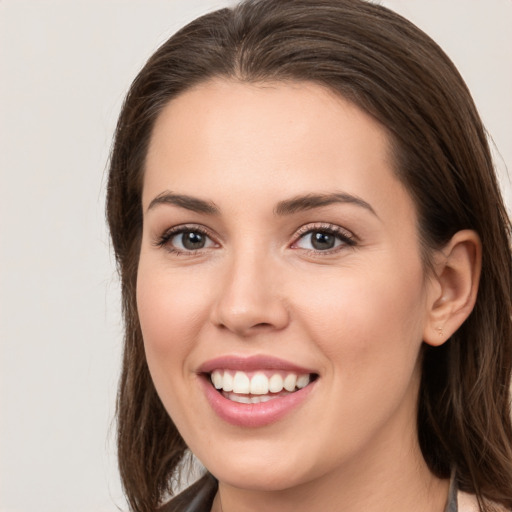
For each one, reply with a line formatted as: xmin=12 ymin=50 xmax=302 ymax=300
xmin=290 ymin=222 xmax=357 ymax=251
xmin=153 ymin=221 xmax=356 ymax=255
xmin=153 ymin=223 xmax=219 ymax=254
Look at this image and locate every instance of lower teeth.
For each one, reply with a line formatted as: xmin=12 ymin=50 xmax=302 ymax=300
xmin=222 ymin=391 xmax=293 ymax=404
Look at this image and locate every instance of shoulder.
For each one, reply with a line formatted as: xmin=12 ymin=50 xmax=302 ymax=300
xmin=458 ymin=491 xmax=511 ymax=512
xmin=159 ymin=473 xmax=218 ymax=512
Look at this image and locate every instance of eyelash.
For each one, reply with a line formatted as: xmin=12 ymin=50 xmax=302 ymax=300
xmin=154 ymin=222 xmax=357 ymax=256
xmin=154 ymin=224 xmax=217 ymax=256
xmin=291 ymin=223 xmax=357 ymax=253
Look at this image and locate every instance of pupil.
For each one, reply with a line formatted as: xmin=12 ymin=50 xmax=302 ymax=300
xmin=182 ymin=231 xmax=205 ymax=250
xmin=312 ymin=231 xmax=335 ymax=250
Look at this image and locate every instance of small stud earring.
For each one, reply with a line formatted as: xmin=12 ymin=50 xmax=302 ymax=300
xmin=436 ymin=327 xmax=443 ymax=336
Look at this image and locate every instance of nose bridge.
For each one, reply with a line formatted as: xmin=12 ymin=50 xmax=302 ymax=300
xmin=212 ymin=240 xmax=289 ymax=335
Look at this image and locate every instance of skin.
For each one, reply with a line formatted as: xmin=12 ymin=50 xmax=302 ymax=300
xmin=137 ymin=80 xmax=480 ymax=512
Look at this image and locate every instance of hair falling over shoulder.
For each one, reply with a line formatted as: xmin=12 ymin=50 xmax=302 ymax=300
xmin=106 ymin=1 xmax=512 ymax=510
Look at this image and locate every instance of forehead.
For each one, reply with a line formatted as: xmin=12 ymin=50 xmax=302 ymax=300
xmin=143 ymin=79 xmax=413 ymax=223
xmin=147 ymin=79 xmax=392 ymax=170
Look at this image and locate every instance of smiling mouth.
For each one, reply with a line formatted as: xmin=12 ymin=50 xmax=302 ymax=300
xmin=208 ymin=370 xmax=317 ymax=404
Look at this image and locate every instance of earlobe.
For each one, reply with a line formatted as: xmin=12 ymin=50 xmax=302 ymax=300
xmin=423 ymin=230 xmax=482 ymax=347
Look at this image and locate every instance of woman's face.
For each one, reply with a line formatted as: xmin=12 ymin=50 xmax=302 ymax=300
xmin=137 ymin=80 xmax=438 ymax=491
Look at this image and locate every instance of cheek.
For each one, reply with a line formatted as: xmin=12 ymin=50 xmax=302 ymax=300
xmin=292 ymin=262 xmax=427 ymax=448
xmin=292 ymin=259 xmax=427 ymax=379
xmin=136 ymin=263 xmax=215 ymax=413
xmin=137 ymin=264 xmax=209 ymax=354
xmin=136 ymin=263 xmax=215 ymax=430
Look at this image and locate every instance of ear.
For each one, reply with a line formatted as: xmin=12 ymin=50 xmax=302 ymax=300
xmin=423 ymin=230 xmax=482 ymax=347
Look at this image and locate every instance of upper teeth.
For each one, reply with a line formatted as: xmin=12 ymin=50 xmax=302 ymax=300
xmin=210 ymin=370 xmax=311 ymax=394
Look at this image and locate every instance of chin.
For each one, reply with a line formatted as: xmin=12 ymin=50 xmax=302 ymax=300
xmin=194 ymin=439 xmax=321 ymax=492
xmin=210 ymin=461 xmax=311 ymax=492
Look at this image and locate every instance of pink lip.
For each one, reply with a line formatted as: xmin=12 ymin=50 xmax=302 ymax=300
xmin=198 ymin=355 xmax=318 ymax=428
xmin=198 ymin=355 xmax=315 ymax=374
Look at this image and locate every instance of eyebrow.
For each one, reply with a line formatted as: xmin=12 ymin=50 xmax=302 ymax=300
xmin=146 ymin=190 xmax=377 ymax=218
xmin=147 ymin=192 xmax=219 ymax=215
xmin=274 ymin=192 xmax=377 ymax=217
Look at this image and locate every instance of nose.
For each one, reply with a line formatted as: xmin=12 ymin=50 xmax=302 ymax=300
xmin=210 ymin=250 xmax=290 ymax=337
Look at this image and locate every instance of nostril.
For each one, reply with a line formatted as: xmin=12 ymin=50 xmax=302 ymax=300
xmin=215 ymin=319 xmax=281 ymax=336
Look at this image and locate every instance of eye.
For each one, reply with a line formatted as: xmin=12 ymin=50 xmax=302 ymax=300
xmin=173 ymin=230 xmax=213 ymax=250
xmin=156 ymin=226 xmax=217 ymax=254
xmin=292 ymin=224 xmax=356 ymax=252
xmin=298 ymin=230 xmax=340 ymax=251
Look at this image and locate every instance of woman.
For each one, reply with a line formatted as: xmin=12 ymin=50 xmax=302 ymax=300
xmin=106 ymin=1 xmax=512 ymax=511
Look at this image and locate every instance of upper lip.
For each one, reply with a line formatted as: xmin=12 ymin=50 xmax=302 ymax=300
xmin=198 ymin=355 xmax=316 ymax=375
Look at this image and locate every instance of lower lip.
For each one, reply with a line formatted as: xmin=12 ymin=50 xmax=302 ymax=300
xmin=200 ymin=376 xmax=316 ymax=428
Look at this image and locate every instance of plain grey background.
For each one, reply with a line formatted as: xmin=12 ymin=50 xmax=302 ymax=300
xmin=1 ymin=1 xmax=510 ymax=511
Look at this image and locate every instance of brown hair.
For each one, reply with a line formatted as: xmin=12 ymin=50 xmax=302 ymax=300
xmin=106 ymin=1 xmax=512 ymax=510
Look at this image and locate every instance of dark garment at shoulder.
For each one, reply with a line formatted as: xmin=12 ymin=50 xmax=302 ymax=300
xmin=160 ymin=473 xmax=218 ymax=512
xmin=445 ymin=473 xmax=458 ymax=512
